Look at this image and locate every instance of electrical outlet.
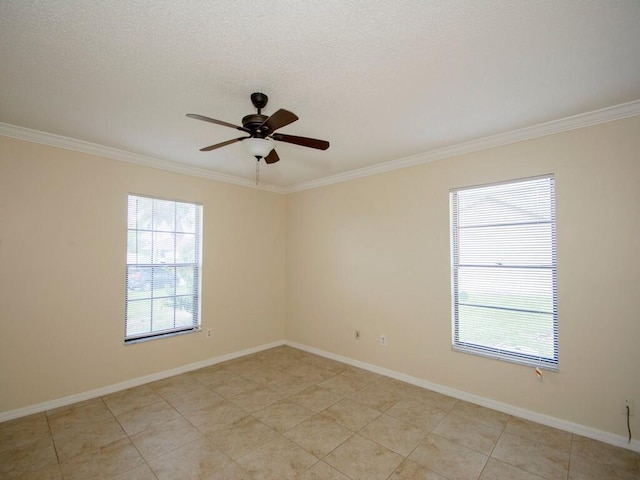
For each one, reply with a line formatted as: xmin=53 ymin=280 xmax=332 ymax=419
xmin=621 ymin=398 xmax=634 ymax=416
xmin=355 ymin=330 xmax=360 ymax=340
xmin=380 ymin=334 xmax=386 ymax=346
xmin=206 ymin=329 xmax=212 ymax=339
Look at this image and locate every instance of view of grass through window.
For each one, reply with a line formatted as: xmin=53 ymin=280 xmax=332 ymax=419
xmin=451 ymin=176 xmax=558 ymax=369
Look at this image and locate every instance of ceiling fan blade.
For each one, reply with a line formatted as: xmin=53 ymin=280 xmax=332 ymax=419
xmin=199 ymin=137 xmax=249 ymax=151
xmin=264 ymin=149 xmax=280 ymax=164
xmin=272 ymin=133 xmax=330 ymax=150
xmin=187 ymin=113 xmax=250 ymax=133
xmin=261 ymin=109 xmax=298 ymax=133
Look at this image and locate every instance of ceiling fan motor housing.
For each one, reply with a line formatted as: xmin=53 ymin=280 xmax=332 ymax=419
xmin=242 ymin=114 xmax=270 ymax=138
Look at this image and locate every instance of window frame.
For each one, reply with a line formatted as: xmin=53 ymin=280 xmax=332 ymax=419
xmin=450 ymin=175 xmax=558 ymax=370
xmin=125 ymin=194 xmax=203 ymax=344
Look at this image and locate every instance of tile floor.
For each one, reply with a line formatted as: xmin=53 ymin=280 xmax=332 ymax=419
xmin=1 ymin=346 xmax=639 ymax=479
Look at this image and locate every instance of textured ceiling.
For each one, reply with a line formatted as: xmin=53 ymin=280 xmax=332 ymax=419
xmin=1 ymin=1 xmax=639 ymax=188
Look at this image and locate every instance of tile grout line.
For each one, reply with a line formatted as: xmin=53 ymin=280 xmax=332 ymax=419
xmin=105 ymin=395 xmax=158 ymax=479
xmin=44 ymin=409 xmax=63 ymax=475
xmin=476 ymin=411 xmax=511 ymax=480
xmin=566 ymin=433 xmax=574 ymax=480
xmin=113 ymin=388 xmax=199 ymax=479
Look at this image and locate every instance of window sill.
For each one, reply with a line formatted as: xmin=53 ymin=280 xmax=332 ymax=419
xmin=124 ymin=327 xmax=201 ymax=345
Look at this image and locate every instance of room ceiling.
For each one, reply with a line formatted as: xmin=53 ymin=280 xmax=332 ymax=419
xmin=1 ymin=1 xmax=639 ymax=190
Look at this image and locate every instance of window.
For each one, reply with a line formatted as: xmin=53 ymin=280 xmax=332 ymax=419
xmin=450 ymin=175 xmax=557 ymax=369
xmin=125 ymin=195 xmax=202 ymax=343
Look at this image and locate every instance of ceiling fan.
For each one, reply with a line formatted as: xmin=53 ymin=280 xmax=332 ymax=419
xmin=187 ymin=92 xmax=329 ymax=165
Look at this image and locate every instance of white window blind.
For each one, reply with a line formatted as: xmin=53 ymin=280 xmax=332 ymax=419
xmin=450 ymin=175 xmax=558 ymax=369
xmin=125 ymin=195 xmax=202 ymax=343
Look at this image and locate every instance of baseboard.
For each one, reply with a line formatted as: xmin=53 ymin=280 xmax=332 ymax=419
xmin=0 ymin=340 xmax=284 ymax=423
xmin=285 ymin=340 xmax=640 ymax=453
xmin=4 ymin=339 xmax=638 ymax=453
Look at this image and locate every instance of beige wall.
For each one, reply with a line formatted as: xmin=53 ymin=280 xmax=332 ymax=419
xmin=2 ymin=116 xmax=639 ymax=441
xmin=285 ymin=116 xmax=640 ymax=439
xmin=0 ymin=137 xmax=286 ymax=412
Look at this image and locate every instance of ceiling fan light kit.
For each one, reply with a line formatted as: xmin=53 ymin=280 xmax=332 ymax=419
xmin=187 ymin=92 xmax=330 ymax=166
xmin=242 ymin=137 xmax=275 ymax=158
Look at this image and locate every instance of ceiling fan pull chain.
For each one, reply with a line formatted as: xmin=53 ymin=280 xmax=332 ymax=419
xmin=256 ymin=157 xmax=259 ymax=185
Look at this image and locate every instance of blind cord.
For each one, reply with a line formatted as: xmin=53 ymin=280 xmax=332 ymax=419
xmin=627 ymin=405 xmax=632 ymax=443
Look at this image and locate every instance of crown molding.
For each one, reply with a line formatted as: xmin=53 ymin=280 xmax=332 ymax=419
xmin=0 ymin=123 xmax=287 ymax=194
xmin=2 ymin=99 xmax=639 ymax=195
xmin=283 ymin=99 xmax=640 ymax=193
